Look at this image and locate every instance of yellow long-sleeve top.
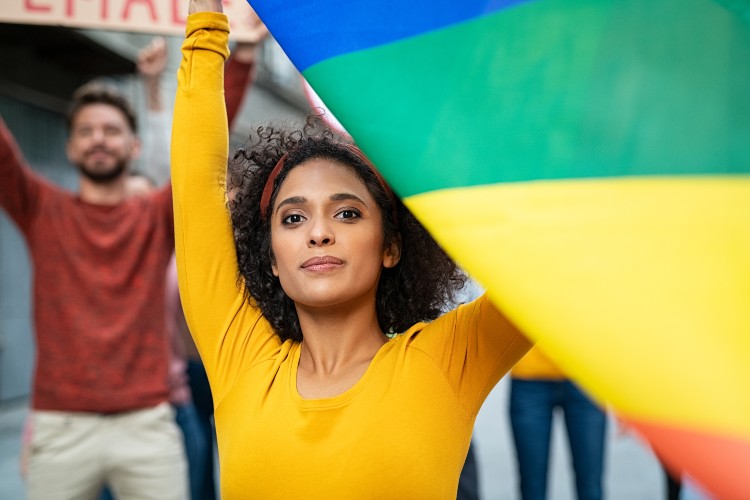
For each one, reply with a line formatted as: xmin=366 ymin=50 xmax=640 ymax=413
xmin=172 ymin=13 xmax=532 ymax=499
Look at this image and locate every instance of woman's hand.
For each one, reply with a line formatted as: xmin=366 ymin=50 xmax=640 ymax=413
xmin=189 ymin=0 xmax=223 ymax=14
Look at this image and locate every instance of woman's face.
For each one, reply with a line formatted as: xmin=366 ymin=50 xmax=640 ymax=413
xmin=270 ymin=158 xmax=399 ymax=310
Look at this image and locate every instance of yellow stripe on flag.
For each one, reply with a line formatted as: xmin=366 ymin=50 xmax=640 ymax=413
xmin=405 ymin=176 xmax=750 ymax=439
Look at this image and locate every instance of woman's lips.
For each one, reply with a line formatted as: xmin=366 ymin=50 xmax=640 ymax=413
xmin=301 ymin=256 xmax=344 ymax=272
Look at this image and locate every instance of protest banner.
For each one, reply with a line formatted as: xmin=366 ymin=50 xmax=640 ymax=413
xmin=2 ymin=0 xmax=259 ymax=41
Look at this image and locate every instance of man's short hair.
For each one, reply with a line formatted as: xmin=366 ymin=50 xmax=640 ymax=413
xmin=67 ymin=81 xmax=138 ymax=134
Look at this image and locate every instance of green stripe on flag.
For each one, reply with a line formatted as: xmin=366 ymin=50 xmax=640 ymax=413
xmin=304 ymin=0 xmax=750 ymax=198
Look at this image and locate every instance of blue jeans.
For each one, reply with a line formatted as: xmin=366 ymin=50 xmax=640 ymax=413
xmin=187 ymin=360 xmax=217 ymax=500
xmin=175 ymin=403 xmax=212 ymax=500
xmin=509 ymin=378 xmax=607 ymax=500
xmin=457 ymin=440 xmax=480 ymax=500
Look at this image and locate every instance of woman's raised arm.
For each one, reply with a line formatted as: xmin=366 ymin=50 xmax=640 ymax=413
xmin=171 ymin=4 xmax=248 ymax=377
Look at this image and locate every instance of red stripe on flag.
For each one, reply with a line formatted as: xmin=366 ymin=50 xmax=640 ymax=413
xmin=627 ymin=418 xmax=750 ymax=499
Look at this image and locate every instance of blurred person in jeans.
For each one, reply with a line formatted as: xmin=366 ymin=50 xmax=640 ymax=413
xmin=509 ymin=347 xmax=607 ymax=500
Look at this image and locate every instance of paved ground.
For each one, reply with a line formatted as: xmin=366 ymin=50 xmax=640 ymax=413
xmin=0 ymin=378 xmax=709 ymax=499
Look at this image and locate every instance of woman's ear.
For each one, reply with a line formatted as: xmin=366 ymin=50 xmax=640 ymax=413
xmin=383 ymin=235 xmax=402 ymax=269
xmin=271 ymin=252 xmax=279 ymax=277
xmin=270 ymin=247 xmax=279 ymax=277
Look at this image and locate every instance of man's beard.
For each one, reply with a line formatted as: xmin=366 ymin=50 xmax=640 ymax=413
xmin=77 ymin=157 xmax=128 ymax=184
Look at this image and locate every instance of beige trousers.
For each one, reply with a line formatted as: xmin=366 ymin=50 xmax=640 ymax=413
xmin=26 ymin=403 xmax=188 ymax=500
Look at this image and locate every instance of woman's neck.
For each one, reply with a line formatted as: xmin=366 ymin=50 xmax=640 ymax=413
xmin=295 ymin=298 xmax=387 ymax=375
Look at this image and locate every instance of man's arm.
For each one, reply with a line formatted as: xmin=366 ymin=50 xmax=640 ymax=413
xmin=225 ymin=45 xmax=256 ymax=129
xmin=138 ymin=36 xmax=167 ymax=113
xmin=137 ymin=37 xmax=171 ymax=186
xmin=225 ymin=12 xmax=268 ymax=128
xmin=0 ymin=116 xmax=44 ymax=233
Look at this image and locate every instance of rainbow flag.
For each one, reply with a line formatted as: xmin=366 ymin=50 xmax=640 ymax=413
xmin=248 ymin=0 xmax=750 ymax=496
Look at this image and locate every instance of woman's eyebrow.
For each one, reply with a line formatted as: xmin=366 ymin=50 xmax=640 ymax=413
xmin=275 ymin=196 xmax=307 ymax=213
xmin=330 ymin=193 xmax=367 ymax=206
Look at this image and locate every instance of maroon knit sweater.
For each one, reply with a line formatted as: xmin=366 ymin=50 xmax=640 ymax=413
xmin=0 ymin=119 xmax=174 ymax=413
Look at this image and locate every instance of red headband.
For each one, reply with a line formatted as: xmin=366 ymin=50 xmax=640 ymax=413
xmin=259 ymin=144 xmax=398 ymax=222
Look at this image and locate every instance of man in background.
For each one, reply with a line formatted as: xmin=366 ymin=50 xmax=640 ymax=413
xmin=0 ymin=70 xmax=186 ymax=500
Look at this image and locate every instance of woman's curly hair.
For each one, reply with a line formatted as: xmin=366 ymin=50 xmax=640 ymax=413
xmin=227 ymin=117 xmax=466 ymax=343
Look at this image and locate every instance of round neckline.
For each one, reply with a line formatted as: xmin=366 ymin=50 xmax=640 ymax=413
xmin=288 ymin=336 xmax=399 ymax=409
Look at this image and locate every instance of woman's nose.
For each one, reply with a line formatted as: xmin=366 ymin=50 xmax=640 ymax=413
xmin=307 ymin=218 xmax=334 ymax=246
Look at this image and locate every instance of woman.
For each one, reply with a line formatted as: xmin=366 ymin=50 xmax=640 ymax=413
xmin=172 ymin=2 xmax=533 ymax=498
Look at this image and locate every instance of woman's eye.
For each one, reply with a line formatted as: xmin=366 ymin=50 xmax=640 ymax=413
xmin=282 ymin=213 xmax=304 ymax=225
xmin=336 ymin=209 xmax=361 ymax=220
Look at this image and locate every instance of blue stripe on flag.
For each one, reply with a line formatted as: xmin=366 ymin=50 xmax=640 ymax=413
xmin=248 ymin=0 xmax=532 ymax=72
